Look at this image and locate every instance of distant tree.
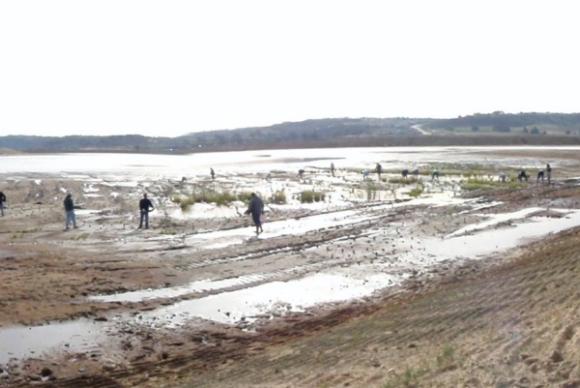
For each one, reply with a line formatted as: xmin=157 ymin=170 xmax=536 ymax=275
xmin=471 ymin=125 xmax=480 ymax=132
xmin=523 ymin=127 xmax=529 ymax=133
xmin=565 ymin=130 xmax=571 ymax=135
xmin=530 ymin=127 xmax=540 ymax=135
xmin=493 ymin=124 xmax=511 ymax=133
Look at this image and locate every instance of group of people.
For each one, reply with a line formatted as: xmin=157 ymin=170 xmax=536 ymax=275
xmin=0 ymin=161 xmax=554 ymax=235
xmin=326 ymin=161 xmax=552 ymax=185
xmin=517 ymin=163 xmax=552 ymax=183
xmin=4 ymin=190 xmax=264 ymax=235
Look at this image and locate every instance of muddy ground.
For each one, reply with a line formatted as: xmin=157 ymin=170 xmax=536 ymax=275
xmin=0 ymin=147 xmax=579 ymax=387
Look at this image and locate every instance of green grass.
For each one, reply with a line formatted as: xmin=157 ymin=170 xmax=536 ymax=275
xmin=408 ymin=184 xmax=424 ymax=198
xmin=388 ymin=176 xmax=420 ymax=185
xmin=236 ymin=191 xmax=254 ymax=203
xmin=269 ymin=190 xmax=287 ymax=204
xmin=172 ymin=189 xmax=238 ymax=209
xmin=300 ymin=190 xmax=326 ymax=203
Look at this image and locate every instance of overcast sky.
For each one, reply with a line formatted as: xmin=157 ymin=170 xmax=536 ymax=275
xmin=1 ymin=0 xmax=579 ymax=137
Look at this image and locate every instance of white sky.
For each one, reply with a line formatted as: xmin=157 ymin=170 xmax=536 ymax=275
xmin=1 ymin=0 xmax=579 ymax=137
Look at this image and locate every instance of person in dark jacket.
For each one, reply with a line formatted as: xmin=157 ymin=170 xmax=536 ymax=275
xmin=64 ymin=193 xmax=77 ymax=230
xmin=0 ymin=191 xmax=6 ymax=217
xmin=431 ymin=169 xmax=440 ymax=181
xmin=245 ymin=193 xmax=264 ymax=236
xmin=330 ymin=163 xmax=336 ymax=177
xmin=139 ymin=193 xmax=154 ymax=229
xmin=376 ymin=163 xmax=383 ymax=181
xmin=546 ymin=163 xmax=552 ymax=184
xmin=210 ymin=168 xmax=215 ymax=180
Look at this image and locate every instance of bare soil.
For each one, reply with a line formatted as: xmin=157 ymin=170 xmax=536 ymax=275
xmin=1 ymin=148 xmax=579 ymax=387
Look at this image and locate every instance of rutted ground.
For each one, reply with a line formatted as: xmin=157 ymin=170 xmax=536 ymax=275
xmin=175 ymin=226 xmax=580 ymax=388
xmin=0 ymin=147 xmax=579 ymax=386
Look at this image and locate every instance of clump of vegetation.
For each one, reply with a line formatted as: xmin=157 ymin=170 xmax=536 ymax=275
xmin=269 ymin=190 xmax=287 ymax=204
xmin=436 ymin=345 xmax=457 ymax=371
xmin=236 ymin=191 xmax=254 ymax=204
xmin=461 ymin=178 xmax=524 ymax=191
xmin=388 ymin=176 xmax=419 ymax=185
xmin=383 ymin=366 xmax=430 ymax=388
xmin=408 ymin=184 xmax=424 ymax=198
xmin=172 ymin=189 xmax=237 ymax=210
xmin=300 ymin=190 xmax=326 ymax=203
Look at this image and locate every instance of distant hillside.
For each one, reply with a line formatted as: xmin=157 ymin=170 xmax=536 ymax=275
xmin=427 ymin=112 xmax=580 ymax=135
xmin=0 ymin=118 xmax=418 ymax=153
xmin=1 ymin=114 xmax=579 ymax=154
xmin=178 ymin=118 xmax=417 ymax=147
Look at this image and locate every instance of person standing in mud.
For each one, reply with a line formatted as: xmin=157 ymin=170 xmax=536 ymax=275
xmin=210 ymin=168 xmax=215 ymax=180
xmin=330 ymin=163 xmax=336 ymax=177
xmin=376 ymin=163 xmax=383 ymax=181
xmin=431 ymin=169 xmax=440 ymax=181
xmin=546 ymin=163 xmax=552 ymax=184
xmin=138 ymin=193 xmax=154 ymax=229
xmin=245 ymin=193 xmax=264 ymax=236
xmin=63 ymin=193 xmax=77 ymax=230
xmin=0 ymin=191 xmax=6 ymax=217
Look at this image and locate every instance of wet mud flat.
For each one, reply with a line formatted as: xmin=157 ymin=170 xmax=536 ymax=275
xmin=0 ymin=147 xmax=580 ymax=386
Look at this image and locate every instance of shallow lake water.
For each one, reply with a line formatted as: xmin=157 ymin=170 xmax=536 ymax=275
xmin=2 ymin=146 xmax=577 ymax=178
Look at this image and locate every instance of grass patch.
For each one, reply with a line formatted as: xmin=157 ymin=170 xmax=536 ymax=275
xmin=388 ymin=176 xmax=419 ymax=185
xmin=236 ymin=191 xmax=254 ymax=204
xmin=383 ymin=366 xmax=430 ymax=388
xmin=408 ymin=184 xmax=424 ymax=198
xmin=461 ymin=178 xmax=524 ymax=191
xmin=172 ymin=189 xmax=238 ymax=209
xmin=300 ymin=190 xmax=326 ymax=203
xmin=269 ymin=190 xmax=287 ymax=204
xmin=436 ymin=345 xmax=456 ymax=371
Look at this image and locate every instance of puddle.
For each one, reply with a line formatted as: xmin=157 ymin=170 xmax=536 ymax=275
xmin=89 ymin=274 xmax=266 ymax=303
xmin=128 ymin=209 xmax=580 ymax=326
xmin=433 ymin=210 xmax=580 ymax=259
xmin=139 ymin=272 xmax=398 ymax=326
xmin=0 ymin=319 xmax=113 ymax=364
xmin=446 ymin=207 xmax=544 ymax=238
